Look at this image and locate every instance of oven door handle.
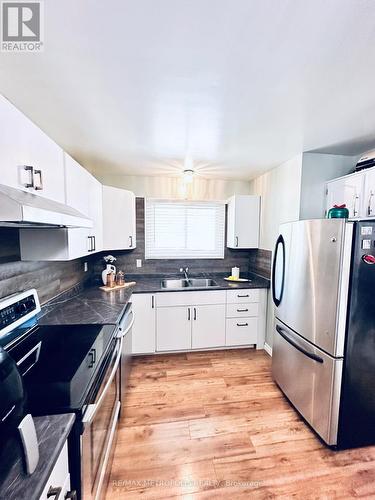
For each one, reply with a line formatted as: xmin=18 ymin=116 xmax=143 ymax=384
xmin=82 ymin=336 xmax=123 ymax=426
xmin=117 ymin=309 xmax=135 ymax=338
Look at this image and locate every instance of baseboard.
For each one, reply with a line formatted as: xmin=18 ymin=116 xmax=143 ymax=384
xmin=264 ymin=342 xmax=272 ymax=357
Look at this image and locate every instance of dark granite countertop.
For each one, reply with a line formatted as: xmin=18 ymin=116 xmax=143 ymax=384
xmin=130 ymin=272 xmax=270 ymax=294
xmin=40 ymin=285 xmax=134 ymax=326
xmin=0 ymin=413 xmax=75 ymax=500
xmin=39 ymin=272 xmax=268 ymax=326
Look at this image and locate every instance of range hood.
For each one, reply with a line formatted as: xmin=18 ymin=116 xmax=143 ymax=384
xmin=0 ymin=184 xmax=93 ymax=228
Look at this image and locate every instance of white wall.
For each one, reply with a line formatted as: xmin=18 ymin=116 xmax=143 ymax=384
xmin=95 ymin=174 xmax=251 ymax=201
xmin=250 ymin=154 xmax=303 ymax=251
xmin=299 ymin=153 xmax=357 ymax=219
xmin=249 ymin=154 xmax=303 ymax=348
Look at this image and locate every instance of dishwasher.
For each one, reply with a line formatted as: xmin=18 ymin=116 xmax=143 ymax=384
xmin=116 ymin=302 xmax=134 ymax=403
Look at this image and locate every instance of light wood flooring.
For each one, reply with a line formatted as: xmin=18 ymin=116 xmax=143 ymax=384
xmin=105 ymin=349 xmax=375 ymax=499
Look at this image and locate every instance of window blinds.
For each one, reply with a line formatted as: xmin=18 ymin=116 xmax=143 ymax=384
xmin=145 ymin=199 xmax=225 ymax=259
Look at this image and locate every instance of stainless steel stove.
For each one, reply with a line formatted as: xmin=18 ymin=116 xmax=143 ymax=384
xmin=0 ymin=289 xmax=133 ymax=500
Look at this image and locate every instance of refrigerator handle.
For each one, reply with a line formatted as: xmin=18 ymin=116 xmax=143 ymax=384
xmin=272 ymin=234 xmax=285 ymax=307
xmin=276 ymin=325 xmax=324 ymax=364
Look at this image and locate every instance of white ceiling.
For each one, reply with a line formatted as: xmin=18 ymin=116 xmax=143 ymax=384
xmin=1 ymin=0 xmax=375 ymax=180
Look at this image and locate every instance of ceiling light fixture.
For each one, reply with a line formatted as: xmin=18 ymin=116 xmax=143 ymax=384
xmin=182 ymin=169 xmax=194 ymax=184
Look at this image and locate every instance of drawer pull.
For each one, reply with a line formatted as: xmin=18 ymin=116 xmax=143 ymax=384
xmin=237 ymin=323 xmax=248 ymax=327
xmin=237 ymin=308 xmax=248 ymax=312
xmin=65 ymin=491 xmax=77 ymax=500
xmin=237 ymin=294 xmax=249 ymax=298
xmin=47 ymin=487 xmax=62 ymax=500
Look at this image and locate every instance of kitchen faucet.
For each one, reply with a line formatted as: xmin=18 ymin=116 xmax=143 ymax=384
xmin=180 ymin=267 xmax=189 ymax=280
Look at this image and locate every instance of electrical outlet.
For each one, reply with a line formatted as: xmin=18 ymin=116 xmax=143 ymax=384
xmin=136 ymin=259 xmax=142 ymax=268
xmin=84 ymin=262 xmax=88 ymax=272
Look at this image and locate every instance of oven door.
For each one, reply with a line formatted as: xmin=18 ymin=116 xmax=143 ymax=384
xmin=81 ymin=336 xmax=122 ymax=500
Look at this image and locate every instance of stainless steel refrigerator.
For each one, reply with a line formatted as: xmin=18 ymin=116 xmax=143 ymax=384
xmin=272 ymin=218 xmax=375 ymax=448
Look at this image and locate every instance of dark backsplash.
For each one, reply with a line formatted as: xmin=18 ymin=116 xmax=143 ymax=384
xmin=0 ymin=228 xmax=94 ymax=304
xmin=93 ymin=198 xmax=271 ymax=279
xmin=249 ymin=248 xmax=272 ymax=279
xmin=0 ymin=199 xmax=271 ymax=305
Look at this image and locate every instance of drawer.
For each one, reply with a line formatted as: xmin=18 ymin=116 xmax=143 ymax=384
xmin=226 ymin=302 xmax=259 ymax=318
xmin=156 ymin=290 xmax=226 ymax=307
xmin=226 ymin=317 xmax=258 ymax=346
xmin=39 ymin=442 xmax=69 ymax=499
xmin=226 ymin=289 xmax=260 ymax=304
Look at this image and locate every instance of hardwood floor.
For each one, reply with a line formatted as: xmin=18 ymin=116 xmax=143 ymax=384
xmin=105 ymin=349 xmax=375 ymax=499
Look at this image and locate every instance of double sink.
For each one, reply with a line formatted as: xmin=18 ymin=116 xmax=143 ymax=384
xmin=161 ymin=278 xmax=219 ymax=289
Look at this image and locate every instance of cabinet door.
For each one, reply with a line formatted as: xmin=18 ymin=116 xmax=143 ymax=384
xmin=156 ymin=306 xmax=191 ymax=351
xmin=363 ymin=168 xmax=375 ymax=218
xmin=326 ymin=174 xmax=364 ymax=218
xmin=0 ymin=95 xmax=33 ymax=191
xmin=27 ymin=125 xmax=65 ymax=204
xmin=132 ymin=294 xmax=156 ymax=354
xmin=64 ymin=153 xmax=90 ymax=216
xmin=227 ymin=195 xmax=260 ymax=248
xmin=67 ymin=228 xmax=91 ymax=259
xmin=88 ymin=178 xmax=103 ymax=252
xmin=192 ymin=304 xmax=225 ymax=349
xmin=0 ymin=95 xmax=65 ymax=203
xmin=103 ymin=186 xmax=136 ymax=250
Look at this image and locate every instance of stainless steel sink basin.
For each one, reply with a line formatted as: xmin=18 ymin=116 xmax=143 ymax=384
xmin=161 ymin=278 xmax=218 ymax=289
xmin=188 ymin=278 xmax=218 ymax=288
xmin=161 ymin=278 xmax=190 ymax=289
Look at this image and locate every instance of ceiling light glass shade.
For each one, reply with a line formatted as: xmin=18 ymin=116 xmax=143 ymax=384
xmin=183 ymin=169 xmax=194 ymax=184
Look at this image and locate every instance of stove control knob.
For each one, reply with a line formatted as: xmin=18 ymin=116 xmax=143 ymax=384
xmin=362 ymin=254 xmax=375 ymax=265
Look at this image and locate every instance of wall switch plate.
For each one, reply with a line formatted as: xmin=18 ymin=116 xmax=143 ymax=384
xmin=84 ymin=262 xmax=88 ymax=272
xmin=136 ymin=259 xmax=142 ymax=268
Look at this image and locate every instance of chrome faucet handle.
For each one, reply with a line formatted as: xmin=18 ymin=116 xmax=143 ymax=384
xmin=179 ymin=268 xmax=183 ymax=273
xmin=185 ymin=267 xmax=189 ymax=272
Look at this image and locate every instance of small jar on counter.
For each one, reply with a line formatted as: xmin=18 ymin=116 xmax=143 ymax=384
xmin=116 ymin=271 xmax=125 ymax=286
xmin=106 ymin=271 xmax=116 ymax=288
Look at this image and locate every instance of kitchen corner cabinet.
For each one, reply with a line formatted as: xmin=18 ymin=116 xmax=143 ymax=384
xmin=132 ymin=293 xmax=156 ymax=354
xmin=227 ymin=195 xmax=260 ymax=249
xmin=326 ymin=173 xmax=364 ymax=218
xmin=103 ymin=186 xmax=136 ymax=250
xmin=0 ymin=95 xmax=65 ymax=204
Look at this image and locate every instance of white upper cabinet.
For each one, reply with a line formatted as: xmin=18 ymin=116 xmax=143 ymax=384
xmin=0 ymin=95 xmax=65 ymax=204
xmin=227 ymin=195 xmax=260 ymax=249
xmin=102 ymin=186 xmax=136 ymax=250
xmin=64 ymin=153 xmax=103 ymax=252
xmin=326 ymin=172 xmax=364 ymax=218
xmin=363 ymin=169 xmax=375 ymax=218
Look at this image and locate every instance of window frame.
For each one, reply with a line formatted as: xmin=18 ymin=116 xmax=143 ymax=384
xmin=144 ymin=198 xmax=226 ymax=260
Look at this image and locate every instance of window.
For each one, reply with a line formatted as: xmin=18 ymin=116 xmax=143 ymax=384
xmin=145 ymin=199 xmax=225 ymax=259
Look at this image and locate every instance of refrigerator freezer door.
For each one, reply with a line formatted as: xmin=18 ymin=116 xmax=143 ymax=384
xmin=272 ymin=320 xmax=343 ymax=446
xmin=272 ymin=219 xmax=351 ymax=357
xmin=338 ymin=220 xmax=375 ymax=448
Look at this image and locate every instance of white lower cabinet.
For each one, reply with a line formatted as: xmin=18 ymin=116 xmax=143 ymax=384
xmin=226 ymin=317 xmax=258 ymax=346
xmin=132 ymin=294 xmax=156 ymax=354
xmin=191 ymin=304 xmax=226 ymax=349
xmin=39 ymin=442 xmax=71 ymax=500
xmin=156 ymin=306 xmax=191 ymax=351
xmin=133 ymin=289 xmax=267 ymax=354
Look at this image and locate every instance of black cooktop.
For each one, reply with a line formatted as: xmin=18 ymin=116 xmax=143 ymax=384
xmin=11 ymin=323 xmax=116 ymax=413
